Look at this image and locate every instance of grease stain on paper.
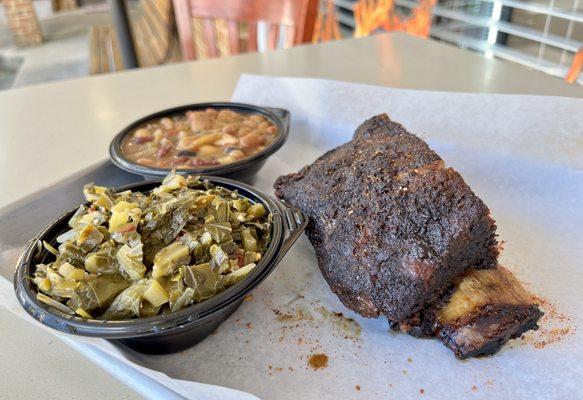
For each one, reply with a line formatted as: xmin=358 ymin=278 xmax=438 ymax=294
xmin=315 ymin=306 xmax=362 ymax=340
xmin=308 ymin=353 xmax=329 ymax=370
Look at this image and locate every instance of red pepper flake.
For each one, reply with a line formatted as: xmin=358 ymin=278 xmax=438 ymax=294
xmin=355 ymin=385 xmax=361 ymax=391
xmin=420 ymin=389 xmax=425 ymax=395
xmin=236 ymin=253 xmax=245 ymax=268
xmin=117 ymin=224 xmax=136 ymax=233
xmin=245 ymin=322 xmax=253 ymax=329
xmin=472 ymin=385 xmax=478 ymax=391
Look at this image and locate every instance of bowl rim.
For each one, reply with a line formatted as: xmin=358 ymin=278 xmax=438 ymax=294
xmin=109 ymin=102 xmax=290 ymax=177
xmin=13 ymin=175 xmax=298 ymax=338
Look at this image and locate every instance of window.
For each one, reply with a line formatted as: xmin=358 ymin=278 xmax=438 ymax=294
xmin=335 ymin=0 xmax=583 ymax=84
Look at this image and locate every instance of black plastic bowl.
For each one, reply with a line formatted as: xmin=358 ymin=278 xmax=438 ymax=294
xmin=109 ymin=102 xmax=290 ymax=185
xmin=14 ymin=176 xmax=307 ymax=354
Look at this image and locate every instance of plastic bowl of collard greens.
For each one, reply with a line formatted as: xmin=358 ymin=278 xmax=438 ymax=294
xmin=14 ymin=172 xmax=307 ymax=354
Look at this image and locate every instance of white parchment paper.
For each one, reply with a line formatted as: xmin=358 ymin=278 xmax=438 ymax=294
xmin=2 ymin=75 xmax=582 ymax=399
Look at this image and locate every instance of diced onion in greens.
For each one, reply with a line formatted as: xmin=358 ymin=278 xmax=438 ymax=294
xmin=31 ymin=172 xmax=271 ymax=321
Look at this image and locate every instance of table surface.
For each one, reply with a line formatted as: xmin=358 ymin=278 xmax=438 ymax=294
xmin=0 ymin=32 xmax=581 ymax=400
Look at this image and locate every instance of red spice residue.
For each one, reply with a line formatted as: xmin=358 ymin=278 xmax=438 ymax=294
xmin=355 ymin=385 xmax=361 ymax=391
xmin=272 ymin=306 xmax=313 ymax=323
xmin=271 ymin=303 xmax=361 ymax=344
xmin=419 ymin=388 xmax=425 ymax=395
xmin=521 ymin=295 xmax=574 ymax=349
xmin=308 ymin=353 xmax=329 ymax=370
xmin=534 ymin=327 xmax=572 ymax=349
xmin=245 ymin=322 xmax=253 ymax=329
xmin=472 ymin=385 xmax=478 ymax=392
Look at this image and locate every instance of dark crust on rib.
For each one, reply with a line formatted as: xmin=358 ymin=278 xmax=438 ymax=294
xmin=397 ymin=301 xmax=543 ymax=359
xmin=439 ymin=303 xmax=542 ymax=359
xmin=395 ymin=267 xmax=543 ymax=358
xmin=274 ymin=114 xmax=499 ymax=322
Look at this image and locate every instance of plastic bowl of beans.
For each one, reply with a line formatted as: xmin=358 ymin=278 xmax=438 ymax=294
xmin=109 ymin=102 xmax=290 ymax=184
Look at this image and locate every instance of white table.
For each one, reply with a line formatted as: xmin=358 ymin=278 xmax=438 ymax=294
xmin=0 ymin=32 xmax=581 ymax=399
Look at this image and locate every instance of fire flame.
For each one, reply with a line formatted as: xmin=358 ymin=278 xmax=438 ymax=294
xmin=565 ymin=48 xmax=582 ymax=84
xmin=314 ymin=0 xmax=435 ymax=43
xmin=354 ymin=0 xmax=436 ymax=39
xmin=353 ymin=0 xmax=393 ymax=38
xmin=315 ymin=0 xmax=579 ymax=85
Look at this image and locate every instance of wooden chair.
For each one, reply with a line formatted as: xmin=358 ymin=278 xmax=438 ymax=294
xmin=51 ymin=0 xmax=78 ymax=12
xmin=89 ymin=0 xmax=179 ymax=75
xmin=173 ymin=0 xmax=319 ymax=61
xmin=3 ymin=0 xmax=44 ymax=47
xmin=312 ymin=0 xmax=342 ymax=43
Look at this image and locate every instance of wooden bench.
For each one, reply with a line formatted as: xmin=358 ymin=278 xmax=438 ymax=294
xmin=89 ymin=0 xmax=177 ymax=75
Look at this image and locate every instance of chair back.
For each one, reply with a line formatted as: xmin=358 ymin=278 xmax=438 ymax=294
xmin=173 ymin=0 xmax=318 ymax=60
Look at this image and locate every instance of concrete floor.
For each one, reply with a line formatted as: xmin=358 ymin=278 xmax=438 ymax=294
xmin=0 ymin=69 xmax=13 ymax=89
xmin=0 ymin=3 xmax=120 ymax=91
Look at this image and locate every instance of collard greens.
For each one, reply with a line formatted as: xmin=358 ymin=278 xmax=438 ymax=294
xmin=32 ymin=172 xmax=271 ymax=320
